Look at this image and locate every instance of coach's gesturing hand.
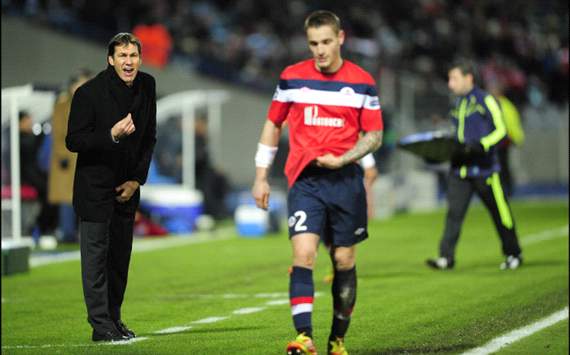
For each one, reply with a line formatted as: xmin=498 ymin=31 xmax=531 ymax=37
xmin=115 ymin=180 xmax=140 ymax=203
xmin=111 ymin=113 xmax=136 ymax=141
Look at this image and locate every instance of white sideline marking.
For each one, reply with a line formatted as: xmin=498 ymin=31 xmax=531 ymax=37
xmin=30 ymin=251 xmax=81 ymax=267
xmin=521 ymin=226 xmax=568 ymax=246
xmin=105 ymin=337 xmax=149 ymax=346
xmin=154 ymin=326 xmax=193 ymax=334
xmin=191 ymin=316 xmax=229 ymax=324
xmin=461 ymin=307 xmax=569 ymax=355
xmin=1 ymin=337 xmax=149 ymax=350
xmin=152 ymin=298 xmax=291 ymax=335
xmin=253 ymin=292 xmax=293 ymax=298
xmin=30 ymin=227 xmax=234 ymax=267
xmin=266 ymin=299 xmax=290 ymax=306
xmin=233 ymin=307 xmax=266 ymax=315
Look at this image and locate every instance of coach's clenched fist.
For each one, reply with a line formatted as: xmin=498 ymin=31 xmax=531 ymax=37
xmin=111 ymin=113 xmax=136 ymax=141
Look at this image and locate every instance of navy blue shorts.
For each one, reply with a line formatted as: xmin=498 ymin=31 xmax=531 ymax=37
xmin=287 ymin=163 xmax=368 ymax=247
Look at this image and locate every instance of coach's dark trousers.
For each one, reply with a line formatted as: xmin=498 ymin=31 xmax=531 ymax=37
xmin=79 ymin=208 xmax=135 ymax=332
xmin=439 ymin=172 xmax=522 ymax=260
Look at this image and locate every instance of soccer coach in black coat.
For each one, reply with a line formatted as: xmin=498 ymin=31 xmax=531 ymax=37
xmin=66 ymin=32 xmax=157 ymax=342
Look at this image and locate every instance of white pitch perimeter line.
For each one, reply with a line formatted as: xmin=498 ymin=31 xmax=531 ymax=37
xmin=155 ymin=326 xmax=193 ymax=335
xmin=521 ymin=225 xmax=568 ymax=246
xmin=30 ymin=227 xmax=234 ymax=267
xmin=152 ymin=294 xmax=325 ymax=336
xmin=461 ymin=307 xmax=569 ymax=355
xmin=1 ymin=337 xmax=149 ymax=350
xmin=152 ymin=299 xmax=285 ymax=335
xmin=151 ymin=294 xmax=324 ymax=336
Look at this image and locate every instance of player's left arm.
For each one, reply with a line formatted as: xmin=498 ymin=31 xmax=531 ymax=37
xmin=316 ymin=130 xmax=383 ymax=169
xmin=341 ymin=130 xmax=383 ymax=165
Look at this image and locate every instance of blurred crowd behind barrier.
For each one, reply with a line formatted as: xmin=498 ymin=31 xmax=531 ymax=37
xmin=1 ymin=1 xmax=568 ymax=200
xmin=2 ymin=0 xmax=567 ymax=107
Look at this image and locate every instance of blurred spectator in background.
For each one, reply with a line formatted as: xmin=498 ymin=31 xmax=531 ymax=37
xmin=132 ymin=15 xmax=173 ymax=69
xmin=194 ymin=114 xmax=229 ymax=221
xmin=154 ymin=115 xmax=182 ymax=180
xmin=154 ymin=113 xmax=230 ymax=221
xmin=488 ymin=81 xmax=525 ymax=197
xmin=18 ymin=110 xmax=50 ymax=240
xmin=48 ymin=68 xmax=93 ymax=243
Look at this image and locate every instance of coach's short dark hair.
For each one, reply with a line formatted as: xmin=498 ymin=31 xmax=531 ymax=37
xmin=107 ymin=32 xmax=141 ymax=57
xmin=304 ymin=10 xmax=341 ymax=34
xmin=449 ymin=58 xmax=479 ymax=83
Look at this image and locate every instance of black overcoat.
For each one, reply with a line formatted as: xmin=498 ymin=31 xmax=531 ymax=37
xmin=66 ymin=66 xmax=157 ymax=221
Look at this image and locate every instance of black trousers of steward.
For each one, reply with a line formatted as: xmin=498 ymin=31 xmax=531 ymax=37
xmin=439 ymin=172 xmax=522 ymax=260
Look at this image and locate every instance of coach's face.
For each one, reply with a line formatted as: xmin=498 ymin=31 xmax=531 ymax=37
xmin=108 ymin=43 xmax=141 ymax=87
xmin=448 ymin=68 xmax=473 ymax=96
xmin=307 ymin=25 xmax=345 ymax=73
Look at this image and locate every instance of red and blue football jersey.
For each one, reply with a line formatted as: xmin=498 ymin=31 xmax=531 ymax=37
xmin=267 ymin=59 xmax=383 ymax=186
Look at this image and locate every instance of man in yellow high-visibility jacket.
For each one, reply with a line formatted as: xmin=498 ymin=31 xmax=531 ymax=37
xmin=488 ymin=83 xmax=525 ymax=197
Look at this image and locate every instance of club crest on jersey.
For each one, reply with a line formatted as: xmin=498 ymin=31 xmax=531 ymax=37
xmin=304 ymin=106 xmax=345 ymax=128
xmin=340 ymin=87 xmax=355 ymax=95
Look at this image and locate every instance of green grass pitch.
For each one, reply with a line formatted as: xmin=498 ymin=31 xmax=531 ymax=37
xmin=2 ymin=199 xmax=568 ymax=354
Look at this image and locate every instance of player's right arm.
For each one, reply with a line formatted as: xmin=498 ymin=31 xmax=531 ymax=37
xmin=252 ymin=120 xmax=282 ymax=210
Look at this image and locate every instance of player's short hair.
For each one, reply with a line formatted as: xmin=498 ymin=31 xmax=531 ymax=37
xmin=304 ymin=10 xmax=341 ymax=34
xmin=449 ymin=58 xmax=479 ymax=83
xmin=107 ymin=32 xmax=141 ymax=58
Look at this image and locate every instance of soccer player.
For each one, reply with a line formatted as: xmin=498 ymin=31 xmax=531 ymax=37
xmin=426 ymin=59 xmax=523 ymax=271
xmin=251 ymin=10 xmax=383 ymax=355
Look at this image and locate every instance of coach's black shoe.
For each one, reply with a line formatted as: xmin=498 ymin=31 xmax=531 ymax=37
xmin=92 ymin=328 xmax=129 ymax=342
xmin=426 ymin=257 xmax=455 ymax=270
xmin=114 ymin=320 xmax=136 ymax=339
xmin=500 ymin=255 xmax=523 ymax=270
